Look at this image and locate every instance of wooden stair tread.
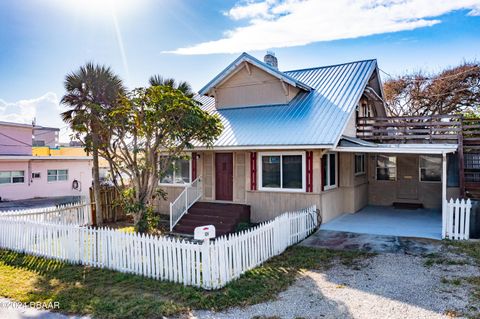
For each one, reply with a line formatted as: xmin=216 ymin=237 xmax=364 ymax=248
xmin=173 ymin=202 xmax=251 ymax=237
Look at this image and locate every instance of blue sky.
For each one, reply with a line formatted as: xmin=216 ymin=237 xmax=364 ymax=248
xmin=0 ymin=0 xmax=479 ymax=140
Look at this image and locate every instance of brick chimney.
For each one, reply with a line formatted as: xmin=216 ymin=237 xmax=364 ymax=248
xmin=264 ymin=51 xmax=278 ymax=69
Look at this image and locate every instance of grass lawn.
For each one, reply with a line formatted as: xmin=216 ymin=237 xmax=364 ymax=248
xmin=0 ymin=246 xmax=370 ymax=319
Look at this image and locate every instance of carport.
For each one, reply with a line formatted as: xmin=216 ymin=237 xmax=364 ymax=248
xmin=331 ymin=141 xmax=458 ymax=240
xmin=321 ymin=206 xmax=442 ymax=239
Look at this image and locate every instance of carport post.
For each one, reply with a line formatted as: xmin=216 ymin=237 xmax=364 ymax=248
xmin=442 ymin=152 xmax=447 ymax=238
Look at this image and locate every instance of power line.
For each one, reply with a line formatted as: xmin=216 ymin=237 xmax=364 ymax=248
xmin=0 ymin=132 xmax=31 ymax=146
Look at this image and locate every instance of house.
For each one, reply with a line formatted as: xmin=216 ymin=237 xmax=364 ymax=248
xmin=0 ymin=121 xmax=92 ymax=201
xmin=32 ymin=125 xmax=60 ymax=147
xmin=158 ymin=52 xmax=478 ymax=238
xmin=32 ymin=144 xmax=110 ymax=180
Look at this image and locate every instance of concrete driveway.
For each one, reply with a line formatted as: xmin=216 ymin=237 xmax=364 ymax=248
xmin=301 ymin=229 xmax=442 ymax=254
xmin=0 ymin=196 xmax=82 ymax=212
xmin=321 ymin=205 xmax=442 ymax=239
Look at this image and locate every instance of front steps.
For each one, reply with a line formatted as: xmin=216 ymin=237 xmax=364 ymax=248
xmin=173 ymin=202 xmax=251 ymax=237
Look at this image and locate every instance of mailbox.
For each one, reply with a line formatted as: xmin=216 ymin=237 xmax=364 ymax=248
xmin=194 ymin=225 xmax=216 ymax=240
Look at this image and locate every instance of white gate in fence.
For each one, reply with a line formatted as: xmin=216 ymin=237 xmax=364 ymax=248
xmin=0 ymin=201 xmax=92 ymax=226
xmin=442 ymin=198 xmax=472 ymax=240
xmin=0 ymin=205 xmax=317 ymax=289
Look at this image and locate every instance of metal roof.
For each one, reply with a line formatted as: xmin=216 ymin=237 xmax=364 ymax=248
xmin=198 ymin=52 xmax=312 ymax=95
xmin=194 ymin=57 xmax=378 ymax=149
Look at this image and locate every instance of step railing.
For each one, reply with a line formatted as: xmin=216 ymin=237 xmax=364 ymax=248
xmin=169 ymin=176 xmax=202 ymax=231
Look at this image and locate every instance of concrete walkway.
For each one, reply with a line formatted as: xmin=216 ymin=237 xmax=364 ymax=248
xmin=0 ymin=196 xmax=82 ymax=212
xmin=321 ymin=206 xmax=442 ymax=239
xmin=301 ymin=229 xmax=442 ymax=254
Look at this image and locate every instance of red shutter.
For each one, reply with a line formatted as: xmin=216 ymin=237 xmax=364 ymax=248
xmin=306 ymin=151 xmax=313 ymax=192
xmin=250 ymin=152 xmax=257 ymax=190
xmin=192 ymin=152 xmax=197 ymax=180
xmin=321 ymin=154 xmax=326 ymax=191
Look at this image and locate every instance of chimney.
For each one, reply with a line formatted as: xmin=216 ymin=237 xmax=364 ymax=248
xmin=264 ymin=51 xmax=278 ymax=69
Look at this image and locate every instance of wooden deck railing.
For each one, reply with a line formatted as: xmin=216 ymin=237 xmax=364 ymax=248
xmin=356 ymin=114 xmax=464 ymax=143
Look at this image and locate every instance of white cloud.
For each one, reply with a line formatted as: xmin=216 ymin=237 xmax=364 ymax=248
xmin=226 ymin=0 xmax=277 ymax=20
xmin=0 ymin=93 xmax=71 ymax=142
xmin=468 ymin=4 xmax=480 ymax=15
xmin=168 ymin=0 xmax=480 ymax=55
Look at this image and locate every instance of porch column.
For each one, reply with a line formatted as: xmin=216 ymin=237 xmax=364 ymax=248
xmin=442 ymin=152 xmax=447 ymax=238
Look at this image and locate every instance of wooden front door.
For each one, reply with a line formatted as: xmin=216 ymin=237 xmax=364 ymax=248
xmin=215 ymin=153 xmax=233 ymax=201
xmin=396 ymin=155 xmax=419 ymax=200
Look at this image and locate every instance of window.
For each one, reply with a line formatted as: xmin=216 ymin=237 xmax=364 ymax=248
xmin=47 ymin=169 xmax=68 ymax=182
xmin=32 ymin=140 xmax=46 ymax=146
xmin=32 ymin=172 xmax=41 ymax=179
xmin=322 ymin=153 xmax=337 ymax=190
xmin=420 ymin=155 xmax=442 ymax=182
xmin=376 ymin=155 xmax=396 ymax=181
xmin=0 ymin=171 xmax=25 ymax=184
xmin=259 ymin=152 xmax=304 ymax=191
xmin=160 ymin=158 xmax=191 ymax=185
xmin=354 ymin=154 xmax=366 ymax=175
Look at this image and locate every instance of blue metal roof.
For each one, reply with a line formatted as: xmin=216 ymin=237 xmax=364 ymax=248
xmin=194 ymin=58 xmax=378 ymax=149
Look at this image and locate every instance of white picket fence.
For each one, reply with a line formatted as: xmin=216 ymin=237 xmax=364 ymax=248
xmin=0 ymin=205 xmax=317 ymax=289
xmin=0 ymin=201 xmax=92 ymax=226
xmin=443 ymin=198 xmax=472 ymax=240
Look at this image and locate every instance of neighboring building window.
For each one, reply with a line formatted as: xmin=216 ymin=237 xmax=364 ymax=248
xmin=376 ymin=155 xmax=396 ymax=181
xmin=322 ymin=153 xmax=337 ymax=190
xmin=259 ymin=152 xmax=304 ymax=191
xmin=354 ymin=153 xmax=366 ymax=175
xmin=32 ymin=172 xmax=41 ymax=179
xmin=420 ymin=155 xmax=442 ymax=182
xmin=0 ymin=171 xmax=25 ymax=184
xmin=160 ymin=158 xmax=191 ymax=185
xmin=47 ymin=169 xmax=68 ymax=182
xmin=33 ymin=140 xmax=46 ymax=146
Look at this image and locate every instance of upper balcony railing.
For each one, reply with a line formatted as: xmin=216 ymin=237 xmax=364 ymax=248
xmin=356 ymin=114 xmax=480 ymax=145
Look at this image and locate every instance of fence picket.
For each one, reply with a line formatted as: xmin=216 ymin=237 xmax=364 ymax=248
xmin=443 ymin=198 xmax=472 ymax=240
xmin=0 ymin=205 xmax=317 ymax=289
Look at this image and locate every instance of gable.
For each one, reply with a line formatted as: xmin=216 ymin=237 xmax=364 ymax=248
xmin=342 ymin=68 xmax=387 ymax=138
xmin=194 ymin=59 xmax=379 ymax=149
xmin=213 ymin=63 xmax=300 ymax=109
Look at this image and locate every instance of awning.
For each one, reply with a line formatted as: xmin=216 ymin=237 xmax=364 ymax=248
xmin=336 ymin=136 xmax=457 ymax=154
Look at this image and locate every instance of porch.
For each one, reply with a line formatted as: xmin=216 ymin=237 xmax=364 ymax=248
xmin=321 ymin=206 xmax=442 ymax=240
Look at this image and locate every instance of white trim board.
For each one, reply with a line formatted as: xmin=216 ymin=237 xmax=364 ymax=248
xmin=334 ymin=145 xmax=457 ymax=155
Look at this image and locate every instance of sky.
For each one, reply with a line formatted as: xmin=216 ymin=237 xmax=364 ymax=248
xmin=0 ymin=0 xmax=479 ymax=142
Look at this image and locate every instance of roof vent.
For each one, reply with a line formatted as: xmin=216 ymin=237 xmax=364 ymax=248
xmin=264 ymin=51 xmax=278 ymax=69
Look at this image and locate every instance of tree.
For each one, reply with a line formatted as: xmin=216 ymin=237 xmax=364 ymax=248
xmin=149 ymin=75 xmax=194 ymax=97
xmin=383 ymin=62 xmax=480 ymax=117
xmin=100 ymin=85 xmax=222 ymax=233
xmin=61 ymin=63 xmax=125 ymax=226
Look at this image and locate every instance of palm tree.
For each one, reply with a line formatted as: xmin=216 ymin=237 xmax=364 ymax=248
xmin=148 ymin=75 xmax=194 ymax=97
xmin=61 ymin=63 xmax=125 ymax=226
